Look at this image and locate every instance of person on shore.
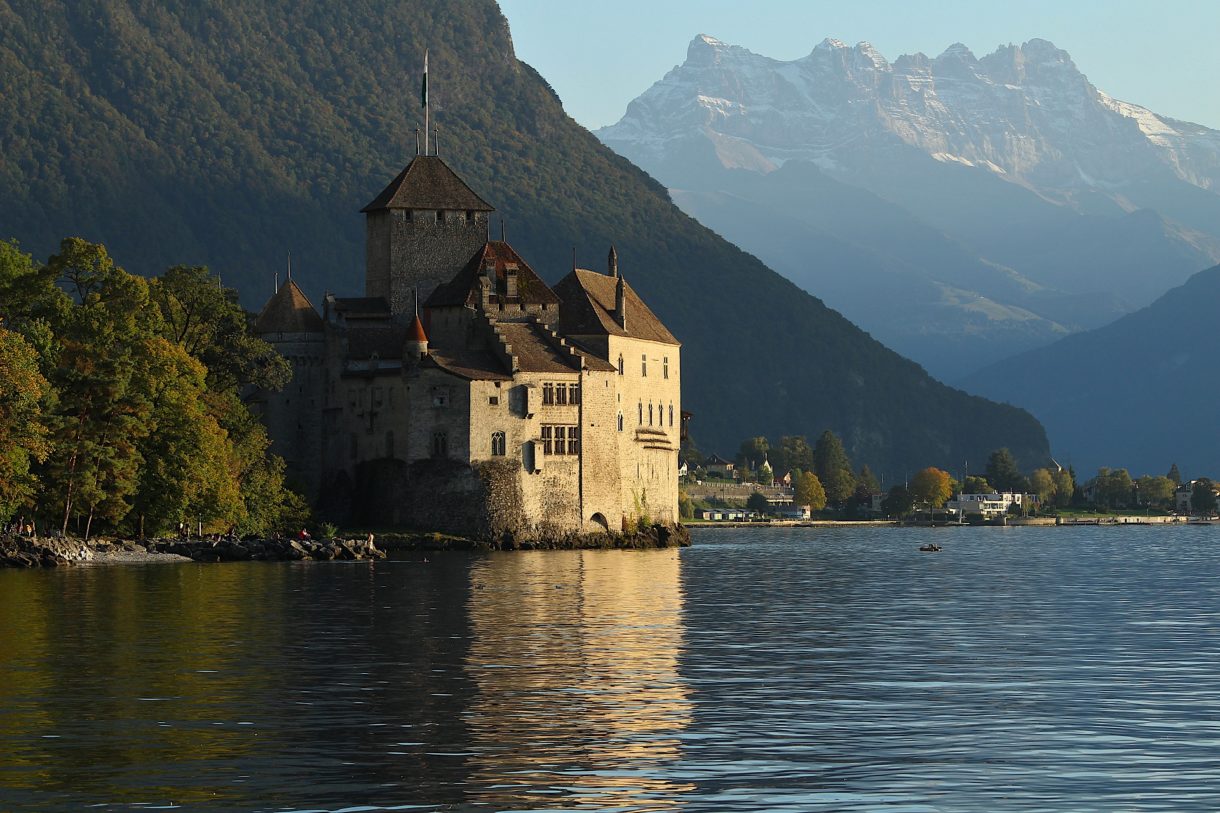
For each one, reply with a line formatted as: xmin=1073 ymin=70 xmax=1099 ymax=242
xmin=298 ymin=528 xmax=311 ymax=540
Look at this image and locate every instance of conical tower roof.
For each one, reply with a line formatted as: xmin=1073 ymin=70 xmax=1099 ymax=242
xmin=253 ymin=280 xmax=323 ymax=334
xmin=361 ymin=155 xmax=494 ymax=213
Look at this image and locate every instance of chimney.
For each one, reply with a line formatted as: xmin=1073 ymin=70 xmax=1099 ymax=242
xmin=614 ymin=275 xmax=627 ymax=330
xmin=505 ymin=263 xmax=518 ymax=299
xmin=608 ymin=245 xmax=618 ymax=277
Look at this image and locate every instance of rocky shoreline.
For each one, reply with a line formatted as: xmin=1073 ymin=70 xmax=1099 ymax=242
xmin=0 ymin=523 xmax=689 ymax=568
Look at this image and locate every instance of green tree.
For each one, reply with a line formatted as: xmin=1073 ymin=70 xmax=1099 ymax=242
xmin=0 ymin=328 xmax=51 ymax=521
xmin=677 ymin=489 xmax=693 ymax=520
xmin=881 ymin=484 xmax=914 ymax=517
xmin=962 ymin=475 xmax=992 ymax=494
xmin=813 ymin=430 xmax=855 ymax=504
xmin=909 ymin=467 xmax=952 ymax=508
xmin=746 ymin=491 xmax=770 ymax=514
xmin=1167 ymin=463 xmax=1182 ymax=486
xmin=737 ymin=436 xmax=770 ymax=470
xmin=1052 ymin=468 xmax=1075 ymax=507
xmin=1135 ymin=475 xmax=1175 ymax=508
xmin=793 ymin=470 xmax=827 ymax=512
xmin=986 ymin=448 xmax=1028 ymax=492
xmin=151 ymin=265 xmax=289 ymax=391
xmin=1192 ymin=478 xmax=1217 ymax=516
xmin=774 ymin=435 xmax=813 ymax=475
xmin=1093 ymin=468 xmax=1134 ymax=509
xmin=856 ymin=464 xmax=881 ymax=494
xmin=1029 ymin=468 xmax=1057 ymax=504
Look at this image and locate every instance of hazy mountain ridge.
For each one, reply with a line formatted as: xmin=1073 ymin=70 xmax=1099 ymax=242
xmin=961 ymin=263 xmax=1220 ymax=477
xmin=598 ymin=35 xmax=1220 ymax=377
xmin=0 ymin=0 xmax=1050 ymax=478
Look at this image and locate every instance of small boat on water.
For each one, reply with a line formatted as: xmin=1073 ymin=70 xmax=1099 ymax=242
xmin=919 ymin=543 xmax=942 ymax=553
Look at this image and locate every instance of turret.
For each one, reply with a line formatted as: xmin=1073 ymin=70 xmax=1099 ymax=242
xmin=405 ymin=312 xmax=429 ymax=360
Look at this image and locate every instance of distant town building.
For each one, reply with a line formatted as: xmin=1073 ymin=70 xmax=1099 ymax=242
xmin=947 ymin=492 xmax=1027 ymax=519
xmin=703 ymin=454 xmax=735 ymax=479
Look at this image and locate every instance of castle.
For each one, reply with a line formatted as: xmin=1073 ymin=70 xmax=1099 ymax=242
xmin=251 ymin=151 xmax=681 ymax=539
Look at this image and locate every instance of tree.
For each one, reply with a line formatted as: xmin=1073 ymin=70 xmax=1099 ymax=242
xmin=1052 ymin=468 xmax=1075 ymax=507
xmin=1029 ymin=468 xmax=1057 ymax=504
xmin=1192 ymin=478 xmax=1217 ymax=516
xmin=746 ymin=491 xmax=770 ymax=514
xmin=1135 ymin=475 xmax=1175 ymax=508
xmin=0 ymin=328 xmax=51 ymax=521
xmin=793 ymin=470 xmax=827 ymax=512
xmin=986 ymin=448 xmax=1028 ymax=492
xmin=737 ymin=436 xmax=769 ymax=470
xmin=813 ymin=430 xmax=855 ymax=504
xmin=1167 ymin=463 xmax=1182 ymax=486
xmin=962 ymin=475 xmax=992 ymax=494
xmin=773 ymin=435 xmax=813 ymax=475
xmin=881 ymin=485 xmax=914 ymax=517
xmin=677 ymin=489 xmax=693 ymax=520
xmin=856 ymin=464 xmax=881 ymax=495
xmin=1093 ymin=468 xmax=1134 ymax=509
xmin=909 ymin=467 xmax=953 ymax=508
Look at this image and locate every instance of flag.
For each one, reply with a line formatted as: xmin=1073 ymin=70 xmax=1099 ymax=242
xmin=421 ymin=50 xmax=428 ymax=109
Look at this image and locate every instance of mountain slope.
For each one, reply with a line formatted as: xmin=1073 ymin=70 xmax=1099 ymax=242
xmin=598 ymin=35 xmax=1220 ymax=375
xmin=960 ymin=264 xmax=1220 ymax=477
xmin=0 ymin=0 xmax=1050 ymax=478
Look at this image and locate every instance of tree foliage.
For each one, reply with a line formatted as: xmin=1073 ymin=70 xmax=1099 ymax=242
xmin=962 ymin=475 xmax=992 ymax=494
xmin=909 ymin=467 xmax=952 ymax=508
xmin=986 ymin=448 xmax=1029 ymax=492
xmin=793 ymin=470 xmax=827 ymax=512
xmin=746 ymin=492 xmax=770 ymax=514
xmin=0 ymin=237 xmax=306 ymax=536
xmin=1191 ymin=478 xmax=1217 ymax=516
xmin=813 ymin=430 xmax=856 ymax=504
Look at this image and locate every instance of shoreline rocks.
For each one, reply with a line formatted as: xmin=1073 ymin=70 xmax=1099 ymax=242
xmin=1 ymin=523 xmax=689 ymax=568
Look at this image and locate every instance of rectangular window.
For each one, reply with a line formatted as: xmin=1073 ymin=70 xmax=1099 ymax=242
xmin=569 ymin=383 xmax=580 ymax=404
xmin=567 ymin=426 xmax=580 ymax=455
xmin=542 ymin=383 xmax=555 ymax=405
xmin=663 ymin=357 xmax=669 ymax=379
xmin=642 ymin=354 xmax=648 ymax=376
xmin=489 ymin=395 xmax=499 ymax=406
xmin=555 ymin=383 xmax=567 ymax=405
xmin=432 ymin=386 xmax=449 ymax=408
xmin=553 ymin=426 xmax=566 ymax=456
xmin=541 ymin=425 xmax=553 ymax=455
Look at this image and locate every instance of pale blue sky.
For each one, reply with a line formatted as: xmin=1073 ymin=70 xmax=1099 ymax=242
xmin=500 ymin=0 xmax=1220 ymax=131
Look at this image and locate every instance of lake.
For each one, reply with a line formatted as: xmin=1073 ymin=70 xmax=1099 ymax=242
xmin=2 ymin=525 xmax=1219 ymax=811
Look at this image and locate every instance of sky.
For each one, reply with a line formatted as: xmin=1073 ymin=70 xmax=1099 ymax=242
xmin=500 ymin=0 xmax=1220 ymax=131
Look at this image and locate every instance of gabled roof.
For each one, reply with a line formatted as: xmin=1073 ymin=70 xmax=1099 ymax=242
xmin=253 ymin=280 xmax=323 ymax=334
xmin=554 ymin=268 xmax=679 ymax=346
xmin=425 ymin=241 xmax=561 ymax=309
xmin=361 ymin=155 xmax=494 ymax=213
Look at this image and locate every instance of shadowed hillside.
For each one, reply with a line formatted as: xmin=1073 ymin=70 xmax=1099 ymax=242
xmin=0 ymin=0 xmax=1049 ymax=478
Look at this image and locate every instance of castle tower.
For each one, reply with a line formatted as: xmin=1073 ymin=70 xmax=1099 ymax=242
xmin=252 ymin=279 xmax=326 ymax=499
xmin=361 ymin=156 xmax=494 ymax=318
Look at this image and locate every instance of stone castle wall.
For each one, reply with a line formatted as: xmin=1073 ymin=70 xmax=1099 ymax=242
xmin=366 ymin=209 xmax=488 ymax=317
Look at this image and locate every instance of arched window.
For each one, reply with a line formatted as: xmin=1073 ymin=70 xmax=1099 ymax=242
xmin=649 ymin=403 xmax=654 ymax=425
xmin=431 ymin=431 xmax=448 ymax=458
xmin=638 ymin=401 xmax=643 ymax=424
xmin=617 ymin=354 xmax=624 ymax=375
xmin=491 ymin=431 xmax=506 ymax=456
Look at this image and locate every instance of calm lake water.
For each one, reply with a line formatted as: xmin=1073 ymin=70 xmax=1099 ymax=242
xmin=3 ymin=525 xmax=1220 ymax=811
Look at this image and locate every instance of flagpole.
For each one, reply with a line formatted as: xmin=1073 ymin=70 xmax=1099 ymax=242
xmin=422 ymin=49 xmax=429 ymax=156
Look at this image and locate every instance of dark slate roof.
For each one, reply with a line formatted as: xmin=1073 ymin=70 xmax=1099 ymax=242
xmin=346 ymin=327 xmax=407 ymax=360
xmin=425 ymin=241 xmax=561 ymax=309
xmin=554 ymin=268 xmax=679 ymax=346
xmin=253 ymin=280 xmax=323 ymax=334
xmin=361 ymin=155 xmax=494 ymax=213
xmin=332 ymin=297 xmax=391 ymax=318
xmin=426 ymin=347 xmax=512 ymax=381
xmin=497 ymin=322 xmax=580 ymax=374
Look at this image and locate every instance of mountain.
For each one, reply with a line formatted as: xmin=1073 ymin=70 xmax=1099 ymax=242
xmin=598 ymin=35 xmax=1220 ymax=378
xmin=960 ymin=264 xmax=1220 ymax=477
xmin=0 ymin=0 xmax=1050 ymax=479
